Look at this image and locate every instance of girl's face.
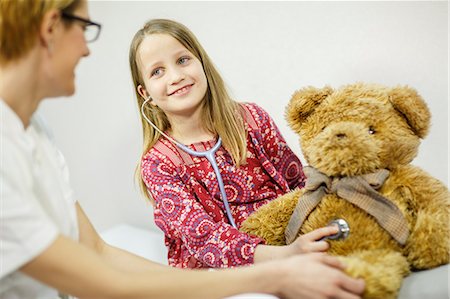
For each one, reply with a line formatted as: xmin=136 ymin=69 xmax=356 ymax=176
xmin=137 ymin=34 xmax=208 ymax=119
xmin=45 ymin=0 xmax=90 ymax=97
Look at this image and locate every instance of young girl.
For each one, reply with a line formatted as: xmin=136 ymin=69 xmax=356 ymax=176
xmin=130 ymin=19 xmax=339 ymax=269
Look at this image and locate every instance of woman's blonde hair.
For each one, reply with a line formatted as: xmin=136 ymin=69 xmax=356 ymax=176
xmin=0 ymin=0 xmax=80 ymax=65
xmin=129 ymin=19 xmax=248 ymax=200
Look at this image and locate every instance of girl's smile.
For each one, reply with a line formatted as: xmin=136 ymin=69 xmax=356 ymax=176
xmin=168 ymin=83 xmax=194 ymax=96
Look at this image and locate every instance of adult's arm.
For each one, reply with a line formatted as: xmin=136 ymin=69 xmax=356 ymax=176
xmin=20 ymin=236 xmax=364 ymax=299
xmin=75 ymin=203 xmax=166 ymax=272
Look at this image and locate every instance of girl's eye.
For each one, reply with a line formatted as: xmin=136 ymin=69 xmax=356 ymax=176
xmin=151 ymin=68 xmax=163 ymax=77
xmin=178 ymin=56 xmax=190 ymax=65
xmin=368 ymin=126 xmax=376 ymax=134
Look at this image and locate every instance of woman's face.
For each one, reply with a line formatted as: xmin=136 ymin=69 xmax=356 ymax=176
xmin=45 ymin=0 xmax=91 ymax=97
xmin=136 ymin=33 xmax=208 ymax=120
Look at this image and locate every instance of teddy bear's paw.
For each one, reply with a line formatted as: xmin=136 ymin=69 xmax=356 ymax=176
xmin=338 ymin=250 xmax=410 ymax=299
xmin=405 ymin=208 xmax=450 ymax=269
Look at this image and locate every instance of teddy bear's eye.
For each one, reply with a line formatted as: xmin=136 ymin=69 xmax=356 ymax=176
xmin=368 ymin=126 xmax=376 ymax=134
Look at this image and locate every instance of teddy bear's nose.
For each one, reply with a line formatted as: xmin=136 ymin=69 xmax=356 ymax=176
xmin=336 ymin=133 xmax=347 ymax=139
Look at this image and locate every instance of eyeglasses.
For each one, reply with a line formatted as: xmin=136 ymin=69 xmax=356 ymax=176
xmin=61 ymin=12 xmax=102 ymax=43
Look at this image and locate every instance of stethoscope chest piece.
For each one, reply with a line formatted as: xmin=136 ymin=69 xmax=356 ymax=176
xmin=320 ymin=218 xmax=350 ymax=241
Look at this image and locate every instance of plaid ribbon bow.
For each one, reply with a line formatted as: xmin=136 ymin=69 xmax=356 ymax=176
xmin=285 ymin=166 xmax=410 ymax=245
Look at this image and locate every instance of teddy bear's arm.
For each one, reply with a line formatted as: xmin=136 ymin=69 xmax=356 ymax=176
xmin=392 ymin=166 xmax=450 ymax=269
xmin=240 ymin=189 xmax=303 ymax=245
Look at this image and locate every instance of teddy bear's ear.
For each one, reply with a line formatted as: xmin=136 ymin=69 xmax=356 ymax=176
xmin=388 ymin=86 xmax=431 ymax=139
xmin=285 ymin=86 xmax=334 ymax=132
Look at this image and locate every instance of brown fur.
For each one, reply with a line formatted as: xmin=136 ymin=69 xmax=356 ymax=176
xmin=241 ymin=83 xmax=449 ymax=299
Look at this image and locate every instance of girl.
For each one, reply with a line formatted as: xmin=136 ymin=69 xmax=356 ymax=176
xmin=130 ymin=19 xmax=339 ymax=269
xmin=0 ymin=1 xmax=365 ymax=298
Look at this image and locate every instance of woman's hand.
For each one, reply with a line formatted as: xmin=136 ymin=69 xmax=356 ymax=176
xmin=272 ymin=253 xmax=365 ymax=299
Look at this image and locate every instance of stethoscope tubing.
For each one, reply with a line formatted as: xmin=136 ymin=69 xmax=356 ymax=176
xmin=141 ymin=98 xmax=237 ymax=228
xmin=176 ymin=138 xmax=238 ymax=228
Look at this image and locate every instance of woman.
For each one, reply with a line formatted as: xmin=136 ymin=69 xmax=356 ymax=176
xmin=0 ymin=0 xmax=364 ymax=298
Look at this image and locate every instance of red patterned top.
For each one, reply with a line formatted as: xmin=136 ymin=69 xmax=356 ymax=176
xmin=141 ymin=103 xmax=305 ymax=268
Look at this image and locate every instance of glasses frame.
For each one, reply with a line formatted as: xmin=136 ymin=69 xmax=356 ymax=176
xmin=61 ymin=11 xmax=102 ymax=43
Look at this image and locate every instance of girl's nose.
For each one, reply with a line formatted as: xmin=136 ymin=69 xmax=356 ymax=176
xmin=169 ymin=67 xmax=185 ymax=85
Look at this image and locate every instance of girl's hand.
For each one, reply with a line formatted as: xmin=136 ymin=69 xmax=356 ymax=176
xmin=288 ymin=225 xmax=340 ymax=255
xmin=254 ymin=226 xmax=339 ymax=263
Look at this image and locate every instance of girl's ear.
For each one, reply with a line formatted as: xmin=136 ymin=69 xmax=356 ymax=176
xmin=138 ymin=85 xmax=158 ymax=106
xmin=137 ymin=85 xmax=148 ymax=99
xmin=39 ymin=9 xmax=62 ymax=51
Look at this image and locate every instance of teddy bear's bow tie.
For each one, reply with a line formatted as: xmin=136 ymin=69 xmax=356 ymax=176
xmin=285 ymin=166 xmax=410 ymax=245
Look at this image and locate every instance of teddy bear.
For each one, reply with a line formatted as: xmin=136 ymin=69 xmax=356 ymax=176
xmin=240 ymin=83 xmax=450 ymax=299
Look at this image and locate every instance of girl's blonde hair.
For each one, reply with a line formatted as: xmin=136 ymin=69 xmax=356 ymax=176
xmin=129 ymin=19 xmax=247 ymax=200
xmin=0 ymin=0 xmax=80 ymax=66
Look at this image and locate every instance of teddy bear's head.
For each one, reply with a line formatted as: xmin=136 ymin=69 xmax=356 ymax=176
xmin=285 ymin=83 xmax=431 ymax=177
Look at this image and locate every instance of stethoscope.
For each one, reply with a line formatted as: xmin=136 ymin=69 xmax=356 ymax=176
xmin=141 ymin=97 xmax=238 ymax=228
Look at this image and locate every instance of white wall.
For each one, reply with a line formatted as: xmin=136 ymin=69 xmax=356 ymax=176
xmin=40 ymin=1 xmax=448 ymax=232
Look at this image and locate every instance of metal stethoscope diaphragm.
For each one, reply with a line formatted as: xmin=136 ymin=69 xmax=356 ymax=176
xmin=319 ymin=218 xmax=350 ymax=241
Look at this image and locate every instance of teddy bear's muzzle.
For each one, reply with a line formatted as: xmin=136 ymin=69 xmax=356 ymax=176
xmin=306 ymin=122 xmax=382 ymax=177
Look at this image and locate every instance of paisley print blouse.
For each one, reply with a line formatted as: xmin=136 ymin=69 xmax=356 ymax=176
xmin=141 ymin=103 xmax=305 ymax=268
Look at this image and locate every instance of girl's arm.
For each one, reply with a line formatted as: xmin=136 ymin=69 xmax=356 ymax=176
xmin=20 ymin=234 xmax=365 ymax=299
xmin=248 ymin=103 xmax=305 ymax=189
xmin=254 ymin=226 xmax=339 ymax=263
